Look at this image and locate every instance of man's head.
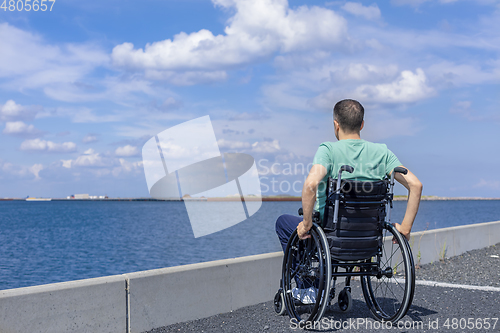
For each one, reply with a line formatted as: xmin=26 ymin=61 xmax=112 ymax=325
xmin=333 ymin=99 xmax=364 ymax=139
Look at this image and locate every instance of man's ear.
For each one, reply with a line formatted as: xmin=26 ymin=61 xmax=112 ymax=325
xmin=360 ymin=120 xmax=364 ymax=131
xmin=333 ymin=120 xmax=339 ymax=130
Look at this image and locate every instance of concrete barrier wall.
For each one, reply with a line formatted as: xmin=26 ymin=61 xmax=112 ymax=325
xmin=409 ymin=220 xmax=500 ymax=265
xmin=124 ymin=252 xmax=282 ymax=332
xmin=0 ymin=275 xmax=126 ymax=333
xmin=0 ymin=220 xmax=498 ymax=333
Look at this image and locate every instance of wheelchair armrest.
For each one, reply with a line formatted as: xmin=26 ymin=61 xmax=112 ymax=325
xmin=340 ymin=165 xmax=354 ymax=173
xmin=298 ymin=208 xmax=321 ymax=222
xmin=394 ymin=167 xmax=408 ymax=175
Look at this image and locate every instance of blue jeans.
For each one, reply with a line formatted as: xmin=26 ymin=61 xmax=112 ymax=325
xmin=275 ymin=214 xmax=302 ymax=252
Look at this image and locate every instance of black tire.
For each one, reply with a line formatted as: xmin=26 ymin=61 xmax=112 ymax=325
xmin=361 ymin=222 xmax=415 ymax=323
xmin=282 ymin=224 xmax=331 ymax=323
xmin=274 ymin=290 xmax=286 ymax=315
xmin=404 ymin=233 xmax=416 ymax=307
xmin=338 ymin=288 xmax=352 ymax=312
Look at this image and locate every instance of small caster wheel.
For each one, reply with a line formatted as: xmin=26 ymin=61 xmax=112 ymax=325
xmin=338 ymin=288 xmax=352 ymax=312
xmin=274 ymin=289 xmax=286 ymax=315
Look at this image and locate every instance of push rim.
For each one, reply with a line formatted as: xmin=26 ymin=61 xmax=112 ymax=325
xmin=282 ymin=226 xmax=331 ymax=323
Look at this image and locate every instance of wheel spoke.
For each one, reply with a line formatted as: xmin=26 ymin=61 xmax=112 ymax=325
xmin=373 ymin=276 xmax=384 ymax=294
xmin=383 ymin=245 xmax=398 ymax=267
xmin=361 ymin=224 xmax=414 ymax=323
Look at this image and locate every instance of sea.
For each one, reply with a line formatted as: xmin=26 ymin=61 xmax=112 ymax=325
xmin=0 ymin=199 xmax=499 ymax=291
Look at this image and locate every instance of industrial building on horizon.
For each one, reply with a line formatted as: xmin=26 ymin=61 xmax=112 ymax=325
xmin=67 ymin=194 xmax=108 ymax=200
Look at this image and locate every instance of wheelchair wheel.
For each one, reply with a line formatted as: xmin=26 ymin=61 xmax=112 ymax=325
xmin=338 ymin=288 xmax=352 ymax=312
xmin=361 ymin=223 xmax=415 ymax=323
xmin=282 ymin=224 xmax=331 ymax=323
xmin=274 ymin=289 xmax=286 ymax=315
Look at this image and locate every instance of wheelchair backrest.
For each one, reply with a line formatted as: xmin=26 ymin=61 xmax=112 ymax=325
xmin=323 ymin=178 xmax=389 ymax=260
xmin=327 ymin=178 xmax=388 ymax=201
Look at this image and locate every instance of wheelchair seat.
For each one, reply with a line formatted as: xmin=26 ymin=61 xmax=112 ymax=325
xmin=323 ymin=179 xmax=388 ymax=261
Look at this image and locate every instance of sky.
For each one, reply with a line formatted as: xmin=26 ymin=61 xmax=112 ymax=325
xmin=0 ymin=0 xmax=499 ymax=198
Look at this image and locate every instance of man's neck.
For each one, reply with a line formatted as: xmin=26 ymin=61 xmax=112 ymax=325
xmin=338 ymin=132 xmax=361 ymax=140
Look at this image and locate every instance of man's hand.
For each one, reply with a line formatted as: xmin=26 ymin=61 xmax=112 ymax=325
xmin=393 ymin=222 xmax=411 ymax=242
xmin=297 ymin=221 xmax=312 ymax=240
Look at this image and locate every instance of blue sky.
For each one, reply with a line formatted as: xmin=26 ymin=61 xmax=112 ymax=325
xmin=0 ymin=0 xmax=499 ymax=198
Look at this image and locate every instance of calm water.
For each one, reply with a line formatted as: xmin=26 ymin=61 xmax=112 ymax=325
xmin=0 ymin=200 xmax=499 ymax=290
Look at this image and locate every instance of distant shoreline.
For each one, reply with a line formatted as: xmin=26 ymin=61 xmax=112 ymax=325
xmin=1 ymin=196 xmax=500 ymax=202
xmin=393 ymin=196 xmax=500 ymax=201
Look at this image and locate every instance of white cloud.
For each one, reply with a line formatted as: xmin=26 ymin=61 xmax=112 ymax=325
xmin=0 ymin=23 xmax=108 ymax=90
xmin=61 ymin=148 xmax=105 ymax=169
xmin=3 ymin=121 xmax=41 ymax=136
xmin=61 ymin=159 xmax=72 ymax=169
xmin=73 ymin=152 xmax=106 ymax=167
xmin=111 ymin=0 xmax=348 ymax=83
xmin=217 ymin=138 xmax=282 ymax=154
xmin=29 ymin=164 xmax=44 ymax=180
xmin=341 ymin=2 xmax=381 ymax=20
xmin=258 ymin=2 xmax=500 ymax=112
xmin=353 ymin=68 xmax=435 ymax=104
xmin=156 ymin=140 xmax=213 ymax=161
xmin=251 ymin=139 xmax=281 ymax=153
xmin=217 ymin=139 xmax=251 ymax=150
xmin=0 ymin=100 xmax=39 ymax=121
xmin=273 ymin=55 xmax=401 ymax=84
xmin=115 ymin=145 xmax=139 ymax=157
xmin=291 ymin=65 xmax=432 ymax=110
xmin=0 ymin=160 xmax=46 ymax=180
xmin=0 ymin=24 xmax=176 ymax=106
xmin=62 ymin=149 xmax=114 ymax=168
xmin=20 ymin=138 xmax=77 ymax=153
xmin=112 ymin=158 xmax=143 ymax=177
xmin=266 ymin=60 xmax=404 ymax=110
xmin=58 ymin=149 xmax=142 ymax=178
xmin=82 ymin=134 xmax=98 ymax=143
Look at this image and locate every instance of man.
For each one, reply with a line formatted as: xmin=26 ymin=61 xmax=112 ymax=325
xmin=276 ymin=99 xmax=422 ymax=251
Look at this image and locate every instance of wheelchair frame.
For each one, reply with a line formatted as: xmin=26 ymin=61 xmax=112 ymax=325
xmin=274 ymin=166 xmax=416 ymax=325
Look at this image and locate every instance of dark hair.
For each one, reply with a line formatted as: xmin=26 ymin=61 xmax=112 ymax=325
xmin=333 ymin=99 xmax=364 ymax=133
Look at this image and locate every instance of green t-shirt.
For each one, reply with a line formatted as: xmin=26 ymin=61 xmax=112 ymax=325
xmin=312 ymin=139 xmax=402 ymax=219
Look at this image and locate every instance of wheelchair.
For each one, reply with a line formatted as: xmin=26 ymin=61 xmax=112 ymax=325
xmin=274 ymin=166 xmax=415 ymax=325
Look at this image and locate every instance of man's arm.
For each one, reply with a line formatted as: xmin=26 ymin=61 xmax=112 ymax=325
xmin=393 ymin=166 xmax=423 ymax=240
xmin=297 ymin=164 xmax=327 ymax=240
